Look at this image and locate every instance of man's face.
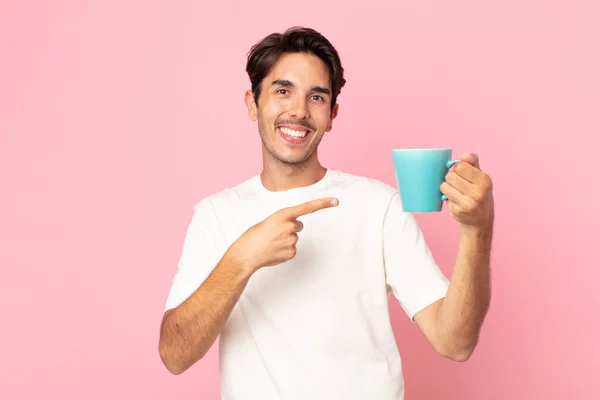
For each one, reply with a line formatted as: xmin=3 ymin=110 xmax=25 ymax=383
xmin=245 ymin=52 xmax=339 ymax=165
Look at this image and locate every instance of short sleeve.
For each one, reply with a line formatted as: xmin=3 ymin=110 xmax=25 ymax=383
xmin=164 ymin=198 xmax=221 ymax=311
xmin=383 ymin=192 xmax=449 ymax=321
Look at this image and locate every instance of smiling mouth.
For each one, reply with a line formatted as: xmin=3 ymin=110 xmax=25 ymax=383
xmin=279 ymin=126 xmax=309 ymax=138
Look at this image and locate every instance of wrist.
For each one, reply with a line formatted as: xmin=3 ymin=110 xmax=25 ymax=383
xmin=223 ymin=244 xmax=260 ymax=279
xmin=460 ymin=219 xmax=493 ymax=241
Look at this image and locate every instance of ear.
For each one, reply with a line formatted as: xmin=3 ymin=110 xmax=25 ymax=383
xmin=326 ymin=103 xmax=339 ymax=132
xmin=245 ymin=90 xmax=257 ymax=121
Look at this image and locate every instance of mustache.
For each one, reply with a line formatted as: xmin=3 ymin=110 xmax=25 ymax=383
xmin=275 ymin=119 xmax=316 ymax=132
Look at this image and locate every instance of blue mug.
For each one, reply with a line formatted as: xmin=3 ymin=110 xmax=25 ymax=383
xmin=391 ymin=148 xmax=460 ymax=212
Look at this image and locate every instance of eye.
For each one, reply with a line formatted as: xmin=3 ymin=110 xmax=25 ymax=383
xmin=276 ymin=89 xmax=289 ymax=95
xmin=311 ymin=95 xmax=325 ymax=102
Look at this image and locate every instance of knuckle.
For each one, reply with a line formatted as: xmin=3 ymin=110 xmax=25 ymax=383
xmin=483 ymin=174 xmax=493 ymax=189
xmin=471 ymin=191 xmax=484 ymax=203
xmin=273 ymin=209 xmax=287 ymax=220
xmin=449 ymin=203 xmax=459 ymax=214
xmin=465 ymin=198 xmax=478 ymax=212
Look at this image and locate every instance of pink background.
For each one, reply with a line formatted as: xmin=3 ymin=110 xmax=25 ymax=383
xmin=2 ymin=1 xmax=599 ymax=399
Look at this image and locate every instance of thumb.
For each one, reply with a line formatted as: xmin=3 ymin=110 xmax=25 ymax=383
xmin=460 ymin=152 xmax=479 ymax=169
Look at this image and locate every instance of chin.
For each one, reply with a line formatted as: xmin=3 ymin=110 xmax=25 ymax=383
xmin=271 ymin=149 xmax=310 ymax=164
xmin=277 ymin=154 xmax=309 ymax=165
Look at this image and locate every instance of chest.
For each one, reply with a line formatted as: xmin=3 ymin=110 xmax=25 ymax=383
xmin=217 ymin=199 xmax=386 ymax=308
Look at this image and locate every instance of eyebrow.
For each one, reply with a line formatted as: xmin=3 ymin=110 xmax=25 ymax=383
xmin=272 ymin=79 xmax=331 ymax=95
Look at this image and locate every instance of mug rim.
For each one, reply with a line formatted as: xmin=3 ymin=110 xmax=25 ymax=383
xmin=391 ymin=148 xmax=452 ymax=152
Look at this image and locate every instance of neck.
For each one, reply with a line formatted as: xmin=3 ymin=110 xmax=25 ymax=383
xmin=260 ymin=149 xmax=326 ymax=192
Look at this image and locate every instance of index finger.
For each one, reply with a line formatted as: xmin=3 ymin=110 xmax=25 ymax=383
xmin=285 ymin=197 xmax=339 ymax=218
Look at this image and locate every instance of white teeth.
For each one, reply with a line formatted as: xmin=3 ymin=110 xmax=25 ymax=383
xmin=280 ymin=127 xmax=308 ymax=138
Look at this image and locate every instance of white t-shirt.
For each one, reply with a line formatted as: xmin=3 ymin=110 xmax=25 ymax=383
xmin=164 ymin=169 xmax=449 ymax=400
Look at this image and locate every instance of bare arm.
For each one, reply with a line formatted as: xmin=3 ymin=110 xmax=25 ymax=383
xmin=158 ymin=197 xmax=338 ymax=375
xmin=414 ymin=153 xmax=493 ymax=361
xmin=414 ymin=225 xmax=492 ymax=361
xmin=159 ymin=249 xmax=253 ymax=375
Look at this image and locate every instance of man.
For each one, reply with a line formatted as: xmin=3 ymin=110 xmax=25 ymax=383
xmin=159 ymin=27 xmax=494 ymax=399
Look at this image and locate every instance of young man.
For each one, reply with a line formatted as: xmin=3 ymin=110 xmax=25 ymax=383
xmin=159 ymin=27 xmax=494 ymax=399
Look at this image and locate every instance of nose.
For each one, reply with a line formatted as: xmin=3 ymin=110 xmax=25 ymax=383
xmin=290 ymin=97 xmax=309 ymax=119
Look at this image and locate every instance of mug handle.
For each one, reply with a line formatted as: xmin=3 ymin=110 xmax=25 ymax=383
xmin=441 ymin=159 xmax=460 ymax=201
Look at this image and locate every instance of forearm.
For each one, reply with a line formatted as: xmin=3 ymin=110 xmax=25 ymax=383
xmin=437 ymin=224 xmax=492 ymax=358
xmin=159 ymin=250 xmax=254 ymax=374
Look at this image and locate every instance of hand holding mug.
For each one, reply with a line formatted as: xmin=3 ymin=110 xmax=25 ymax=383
xmin=441 ymin=153 xmax=494 ymax=229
